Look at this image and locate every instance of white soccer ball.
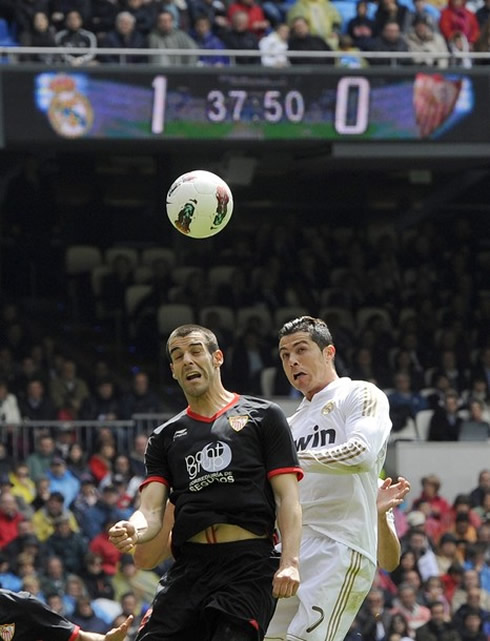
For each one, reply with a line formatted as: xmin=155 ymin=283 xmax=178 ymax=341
xmin=166 ymin=170 xmax=234 ymax=239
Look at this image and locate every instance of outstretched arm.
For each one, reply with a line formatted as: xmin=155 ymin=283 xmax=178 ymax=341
xmin=377 ymin=476 xmax=410 ymax=571
xmin=77 ymin=615 xmax=133 ymax=641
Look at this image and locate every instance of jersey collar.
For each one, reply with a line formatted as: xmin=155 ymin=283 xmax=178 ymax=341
xmin=186 ymin=393 xmax=240 ymax=423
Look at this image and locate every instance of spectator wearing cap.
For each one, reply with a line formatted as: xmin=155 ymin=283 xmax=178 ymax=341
xmin=44 ymin=514 xmax=88 ymax=576
xmin=0 ymin=491 xmax=24 ymax=549
xmin=26 ymin=434 xmax=56 ymax=482
xmin=406 ymin=14 xmax=449 ymax=66
xmin=31 ymin=491 xmax=79 ymax=542
xmin=81 ymin=485 xmax=131 ymax=541
xmin=46 ymin=456 xmax=81 ymax=508
xmin=436 ymin=532 xmax=460 ymax=574
xmin=89 ymin=517 xmax=122 ymax=577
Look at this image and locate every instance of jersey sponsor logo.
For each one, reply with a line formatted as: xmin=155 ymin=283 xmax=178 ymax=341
xmin=0 ymin=624 xmax=15 ymax=641
xmin=321 ymin=401 xmax=335 ymax=415
xmin=295 ymin=425 xmax=336 ymax=451
xmin=185 ymin=441 xmax=232 ymax=479
xmin=228 ymin=415 xmax=249 ymax=432
xmin=173 ymin=428 xmax=188 ymax=440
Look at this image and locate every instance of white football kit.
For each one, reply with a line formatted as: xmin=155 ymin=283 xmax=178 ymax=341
xmin=266 ymin=377 xmax=392 ymax=641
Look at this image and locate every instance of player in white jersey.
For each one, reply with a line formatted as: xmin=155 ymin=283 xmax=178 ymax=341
xmin=266 ymin=315 xmax=392 ymax=641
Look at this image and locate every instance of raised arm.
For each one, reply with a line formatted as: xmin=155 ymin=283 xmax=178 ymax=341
xmin=133 ymin=500 xmax=175 ymax=569
xmin=269 ymin=473 xmax=302 ymax=599
xmin=109 ymin=481 xmax=168 ymax=553
xmin=377 ymin=476 xmax=410 ymax=571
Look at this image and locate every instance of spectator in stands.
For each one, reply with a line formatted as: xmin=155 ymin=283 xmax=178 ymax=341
xmin=366 ymin=19 xmax=412 ymax=63
xmin=385 ymin=612 xmax=413 ymax=641
xmin=31 ymin=490 xmax=79 ymax=542
xmin=388 ymin=372 xmax=428 ymax=432
xmin=82 ymin=551 xmax=116 ymax=601
xmin=119 ymin=592 xmax=143 ymax=640
xmin=374 ymin=0 xmax=413 ymax=35
xmin=9 ymin=461 xmax=36 ymax=505
xmin=112 ymin=554 xmax=160 ymax=606
xmin=415 ymin=601 xmax=461 ymax=641
xmin=187 ymin=0 xmax=228 ymax=35
xmin=473 ymin=489 xmax=490 ymax=522
xmin=50 ymin=0 xmax=91 ymax=29
xmin=412 ymin=474 xmax=451 ymax=523
xmin=462 ymin=378 xmax=489 ymax=420
xmin=432 ymin=349 xmax=468 ymax=394
xmin=221 ymin=10 xmax=261 ymax=63
xmin=88 ymin=0 xmax=119 ymax=40
xmin=453 ymin=588 xmax=490 ymax=637
xmin=428 ymin=390 xmax=463 ymax=441
xmin=407 ymin=14 xmax=449 ymax=65
xmin=71 ymin=474 xmax=98 ymax=523
xmin=427 ymin=374 xmax=452 ymax=410
xmin=459 ymin=399 xmax=490 ymax=440
xmin=55 ymin=10 xmax=98 ymax=65
xmin=404 ymin=528 xmax=440 ymax=581
xmin=128 ymin=433 xmax=148 ymax=478
xmin=258 ymin=21 xmax=289 ymax=65
xmin=31 ymin=476 xmax=51 ymax=510
xmin=0 ymin=492 xmax=24 ymax=549
xmin=391 ymin=583 xmax=432 ymax=636
xmin=14 ymin=0 xmax=50 ymax=37
xmin=191 ymin=15 xmax=229 ymax=65
xmin=230 ymin=327 xmax=273 ymax=395
xmin=469 ymin=469 xmax=490 ymax=508
xmin=148 ymin=10 xmax=198 ymax=64
xmin=40 ymin=555 xmax=67 ymax=597
xmin=451 ymin=513 xmax=478 ymax=544
xmin=227 ymin=0 xmax=270 ymax=37
xmin=19 ymin=378 xmax=57 ymax=421
xmin=19 ymin=11 xmax=57 ymax=62
xmin=0 ymin=379 xmax=21 ymax=425
xmin=413 ymin=0 xmax=441 ymax=31
xmin=89 ymin=441 xmax=116 ymax=484
xmin=50 ymin=359 xmax=90 ymax=420
xmin=457 ymin=609 xmax=487 ymax=641
xmin=439 ymin=0 xmax=480 ymax=47
xmin=89 ymin=519 xmax=122 ymax=577
xmin=100 ymin=11 xmax=148 ymax=63
xmin=347 ymin=0 xmax=375 ymax=49
xmin=44 ymin=513 xmax=88 ymax=575
xmin=66 ymin=442 xmax=88 ymax=480
xmin=452 ymin=569 xmax=490 ymax=613
xmin=125 ymin=0 xmax=157 ymax=35
xmin=356 ymin=588 xmax=394 ymax=641
xmin=46 ymin=456 xmax=81 ymax=507
xmin=287 ymin=15 xmax=333 ymax=64
xmin=287 ymin=0 xmax=341 ymax=48
xmin=71 ymin=596 xmax=109 ymax=634
xmin=436 ymin=532 xmax=460 ymax=574
xmin=336 ymin=33 xmax=367 ymax=67
xmin=27 ymin=434 xmax=55 ymax=481
xmin=82 ymin=485 xmax=130 ymax=541
xmin=0 ymin=552 xmax=22 ymax=592
xmin=121 ymin=371 xmax=163 ymax=418
xmin=81 ymin=378 xmax=122 ymax=421
xmin=423 ymin=576 xmax=451 ymax=617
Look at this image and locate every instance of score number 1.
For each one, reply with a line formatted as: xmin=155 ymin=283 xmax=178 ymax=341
xmin=151 ymin=75 xmax=167 ymax=134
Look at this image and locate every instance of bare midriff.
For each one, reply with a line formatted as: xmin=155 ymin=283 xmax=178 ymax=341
xmin=188 ymin=523 xmax=268 ymax=544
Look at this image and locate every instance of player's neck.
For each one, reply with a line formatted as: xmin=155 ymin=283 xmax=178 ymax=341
xmin=187 ymin=386 xmax=236 ymax=418
xmin=305 ymin=373 xmax=340 ymax=401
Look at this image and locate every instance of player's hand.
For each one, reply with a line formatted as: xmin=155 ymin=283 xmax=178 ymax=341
xmin=108 ymin=520 xmax=138 ymax=553
xmin=272 ymin=564 xmax=300 ymax=599
xmin=105 ymin=614 xmax=134 ymax=641
xmin=377 ymin=477 xmax=411 ymax=515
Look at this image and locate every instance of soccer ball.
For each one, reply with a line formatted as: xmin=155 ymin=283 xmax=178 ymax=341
xmin=166 ymin=170 xmax=234 ymax=239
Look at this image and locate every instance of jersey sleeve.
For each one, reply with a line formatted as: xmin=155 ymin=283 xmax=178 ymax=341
xmin=140 ymin=428 xmax=171 ymax=490
xmin=298 ymin=382 xmax=392 ymax=474
xmin=20 ymin=592 xmax=79 ymax=641
xmin=261 ymin=403 xmax=303 ymax=480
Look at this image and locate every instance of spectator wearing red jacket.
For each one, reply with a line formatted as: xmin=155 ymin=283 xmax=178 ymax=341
xmin=227 ymin=0 xmax=270 ymax=37
xmin=440 ymin=0 xmax=480 ymax=45
xmin=0 ymin=491 xmax=24 ymax=549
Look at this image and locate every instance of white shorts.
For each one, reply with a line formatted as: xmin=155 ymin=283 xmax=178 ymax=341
xmin=265 ymin=533 xmax=376 ymax=641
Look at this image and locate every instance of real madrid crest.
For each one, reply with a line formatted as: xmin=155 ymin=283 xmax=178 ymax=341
xmin=46 ymin=74 xmax=94 ymax=139
xmin=0 ymin=623 xmax=15 ymax=641
xmin=321 ymin=401 xmax=334 ymax=415
xmin=228 ymin=415 xmax=249 ymax=432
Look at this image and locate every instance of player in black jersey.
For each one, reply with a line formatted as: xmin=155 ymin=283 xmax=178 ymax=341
xmin=109 ymin=324 xmax=303 ymax=641
xmin=0 ymin=588 xmax=133 ymax=641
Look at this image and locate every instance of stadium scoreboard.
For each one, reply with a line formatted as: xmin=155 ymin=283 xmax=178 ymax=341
xmin=1 ymin=67 xmax=490 ymax=146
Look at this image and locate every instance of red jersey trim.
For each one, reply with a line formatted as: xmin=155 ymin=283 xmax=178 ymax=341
xmin=69 ymin=625 xmax=81 ymax=641
xmin=267 ymin=466 xmax=304 ymax=481
xmin=186 ymin=393 xmax=240 ymax=423
xmin=249 ymin=619 xmax=259 ymax=631
xmin=139 ymin=476 xmax=170 ymax=492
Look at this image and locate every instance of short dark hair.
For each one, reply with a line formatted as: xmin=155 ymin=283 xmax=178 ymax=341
xmin=278 ymin=316 xmax=333 ymax=351
xmin=166 ymin=324 xmax=219 ymax=360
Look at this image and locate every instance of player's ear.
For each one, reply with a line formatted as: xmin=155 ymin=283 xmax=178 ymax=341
xmin=213 ymin=349 xmax=224 ymax=368
xmin=170 ymin=364 xmax=177 ymax=379
xmin=324 ymin=345 xmax=336 ymax=361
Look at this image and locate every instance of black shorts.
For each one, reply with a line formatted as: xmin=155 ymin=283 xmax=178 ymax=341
xmin=135 ymin=539 xmax=280 ymax=641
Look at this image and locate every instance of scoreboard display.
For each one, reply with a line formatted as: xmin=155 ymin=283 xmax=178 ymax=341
xmin=1 ymin=67 xmax=490 ymax=145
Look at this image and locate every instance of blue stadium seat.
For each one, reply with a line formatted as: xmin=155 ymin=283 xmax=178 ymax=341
xmin=0 ymin=18 xmax=18 ymax=46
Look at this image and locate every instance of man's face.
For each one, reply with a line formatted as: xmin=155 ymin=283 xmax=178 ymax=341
xmin=157 ymin=12 xmax=174 ymax=33
xmin=46 ymin=498 xmax=63 ymax=516
xmin=169 ymin=332 xmax=221 ymax=399
xmin=383 ymin=23 xmax=400 ymax=42
xmin=279 ymin=332 xmax=334 ymax=401
xmin=39 ymin=437 xmax=54 ymax=456
xmin=28 ymin=381 xmax=44 ymax=400
xmin=430 ymin=604 xmax=445 ymax=626
xmin=0 ymin=494 xmax=17 ymax=517
xmin=134 ymin=373 xmax=149 ymax=395
xmin=292 ymin=18 xmax=309 ymax=37
xmin=66 ymin=11 xmax=82 ymax=30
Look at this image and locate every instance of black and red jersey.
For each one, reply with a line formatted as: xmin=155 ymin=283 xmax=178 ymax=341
xmin=142 ymin=394 xmax=302 ymax=547
xmin=0 ymin=589 xmax=79 ymax=641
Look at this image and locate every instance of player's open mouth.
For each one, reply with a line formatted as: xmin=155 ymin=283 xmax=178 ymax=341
xmin=293 ymin=372 xmax=306 ymax=381
xmin=186 ymin=373 xmax=201 ymax=380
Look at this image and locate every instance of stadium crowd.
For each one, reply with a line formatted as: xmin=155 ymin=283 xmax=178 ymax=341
xmin=0 ymin=0 xmax=490 ymax=66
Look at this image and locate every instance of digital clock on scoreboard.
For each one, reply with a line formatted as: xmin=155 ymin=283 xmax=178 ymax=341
xmin=0 ymin=68 xmax=481 ymax=144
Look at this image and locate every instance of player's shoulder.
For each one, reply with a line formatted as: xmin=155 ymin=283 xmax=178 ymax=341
xmin=348 ymin=379 xmax=388 ymax=400
xmin=152 ymin=409 xmax=188 ymax=436
xmin=239 ymin=395 xmax=288 ymax=422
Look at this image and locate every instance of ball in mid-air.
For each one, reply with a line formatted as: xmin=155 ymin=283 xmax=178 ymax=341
xmin=166 ymin=170 xmax=233 ymax=239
